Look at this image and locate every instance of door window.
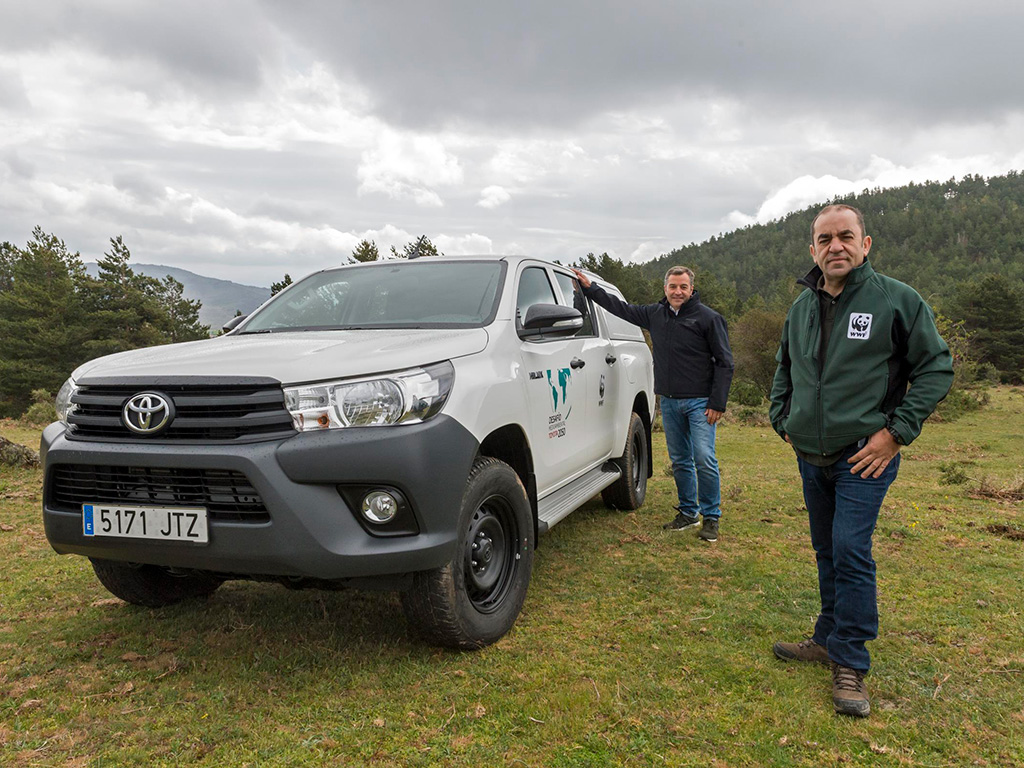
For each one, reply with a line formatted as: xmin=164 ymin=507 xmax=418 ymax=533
xmin=516 ymin=267 xmax=557 ymax=326
xmin=552 ymin=272 xmax=594 ymax=337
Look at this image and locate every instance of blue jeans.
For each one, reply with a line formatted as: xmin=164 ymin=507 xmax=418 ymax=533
xmin=797 ymin=446 xmax=900 ymax=671
xmin=660 ymin=396 xmax=720 ymax=520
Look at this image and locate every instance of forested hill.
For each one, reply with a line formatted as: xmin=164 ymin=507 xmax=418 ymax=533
xmin=642 ymin=171 xmax=1024 ymax=307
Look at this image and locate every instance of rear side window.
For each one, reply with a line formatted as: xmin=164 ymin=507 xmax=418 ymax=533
xmin=595 ymin=286 xmax=645 ymax=341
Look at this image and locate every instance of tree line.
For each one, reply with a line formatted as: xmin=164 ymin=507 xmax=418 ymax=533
xmin=0 ymin=228 xmax=208 ymax=417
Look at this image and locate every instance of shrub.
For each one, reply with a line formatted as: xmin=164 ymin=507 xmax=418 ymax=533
xmin=726 ymin=405 xmax=771 ymax=427
xmin=730 ymin=307 xmax=786 ymax=398
xmin=938 ymin=461 xmax=970 ymax=485
xmin=934 ymin=387 xmax=987 ymax=422
xmin=21 ymin=389 xmax=56 ymax=426
xmin=729 ymin=378 xmax=765 ymax=407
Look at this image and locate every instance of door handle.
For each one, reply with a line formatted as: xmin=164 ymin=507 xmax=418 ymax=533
xmin=570 ymin=358 xmax=586 ymax=369
xmin=605 ymin=354 xmax=617 ymax=365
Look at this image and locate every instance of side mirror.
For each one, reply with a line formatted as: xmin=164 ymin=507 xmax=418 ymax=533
xmin=221 ymin=314 xmax=248 ymax=333
xmin=518 ymin=304 xmax=584 ymax=339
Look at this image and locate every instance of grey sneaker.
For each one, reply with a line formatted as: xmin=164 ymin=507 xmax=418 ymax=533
xmin=772 ymin=638 xmax=830 ymax=665
xmin=663 ymin=510 xmax=700 ymax=531
xmin=832 ymin=663 xmax=870 ymax=717
xmin=698 ymin=517 xmax=719 ymax=542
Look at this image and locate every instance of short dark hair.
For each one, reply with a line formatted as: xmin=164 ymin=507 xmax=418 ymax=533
xmin=811 ymin=204 xmax=866 ymax=241
xmin=664 ymin=266 xmax=695 ymax=285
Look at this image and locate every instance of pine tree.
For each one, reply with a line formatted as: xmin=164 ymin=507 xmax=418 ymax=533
xmin=947 ymin=275 xmax=1024 ymax=382
xmin=391 ymin=236 xmax=443 ymax=259
xmin=80 ymin=235 xmax=165 ymax=358
xmin=351 ymin=240 xmax=379 ymax=262
xmin=270 ymin=274 xmax=293 ymax=295
xmin=0 ymin=229 xmax=92 ymax=416
xmin=157 ymin=276 xmax=209 ymax=342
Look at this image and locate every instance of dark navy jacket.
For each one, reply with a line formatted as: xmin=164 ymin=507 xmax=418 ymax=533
xmin=583 ymin=284 xmax=734 ymax=411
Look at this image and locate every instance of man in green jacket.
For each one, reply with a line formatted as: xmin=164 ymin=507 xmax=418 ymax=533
xmin=769 ymin=204 xmax=953 ymax=718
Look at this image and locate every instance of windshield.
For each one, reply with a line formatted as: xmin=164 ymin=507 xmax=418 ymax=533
xmin=240 ymin=261 xmax=505 ymax=332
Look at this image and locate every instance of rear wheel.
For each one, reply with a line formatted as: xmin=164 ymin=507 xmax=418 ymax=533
xmin=90 ymin=559 xmax=223 ymax=608
xmin=601 ymin=412 xmax=648 ymax=510
xmin=401 ymin=457 xmax=534 ymax=649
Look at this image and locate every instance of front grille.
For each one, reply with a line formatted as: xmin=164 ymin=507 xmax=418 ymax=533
xmin=67 ymin=382 xmax=294 ymax=442
xmin=48 ymin=465 xmax=269 ymax=523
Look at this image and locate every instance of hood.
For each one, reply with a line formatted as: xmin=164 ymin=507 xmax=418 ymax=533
xmin=72 ymin=328 xmax=489 ymax=385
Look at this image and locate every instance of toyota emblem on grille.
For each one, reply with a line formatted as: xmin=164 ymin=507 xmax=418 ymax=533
xmin=122 ymin=392 xmax=174 ymax=434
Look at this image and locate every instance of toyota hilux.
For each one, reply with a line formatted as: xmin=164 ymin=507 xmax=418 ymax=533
xmin=41 ymin=255 xmax=654 ymax=648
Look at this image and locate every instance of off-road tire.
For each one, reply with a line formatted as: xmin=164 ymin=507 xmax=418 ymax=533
xmin=90 ymin=559 xmax=223 ymax=608
xmin=601 ymin=412 xmax=648 ymax=510
xmin=401 ymin=457 xmax=534 ymax=649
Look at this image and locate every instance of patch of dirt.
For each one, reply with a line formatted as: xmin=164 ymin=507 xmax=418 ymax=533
xmin=971 ymin=480 xmax=1024 ymax=502
xmin=986 ymin=524 xmax=1024 ymax=541
xmin=941 ymin=535 xmax=972 ymax=548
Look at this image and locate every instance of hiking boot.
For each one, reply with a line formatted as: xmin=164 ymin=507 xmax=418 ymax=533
xmin=662 ymin=510 xmax=700 ymax=531
xmin=698 ymin=517 xmax=719 ymax=542
xmin=772 ymin=638 xmax=830 ymax=665
xmin=831 ymin=663 xmax=870 ymax=718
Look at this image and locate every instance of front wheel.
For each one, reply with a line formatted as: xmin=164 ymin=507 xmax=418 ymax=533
xmin=601 ymin=412 xmax=648 ymax=510
xmin=401 ymin=457 xmax=534 ymax=649
xmin=90 ymin=559 xmax=223 ymax=608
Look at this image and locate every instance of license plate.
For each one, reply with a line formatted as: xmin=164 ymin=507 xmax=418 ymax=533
xmin=82 ymin=503 xmax=209 ymax=544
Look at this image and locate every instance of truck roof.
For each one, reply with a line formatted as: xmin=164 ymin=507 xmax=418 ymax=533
xmin=319 ymin=254 xmax=571 ymax=270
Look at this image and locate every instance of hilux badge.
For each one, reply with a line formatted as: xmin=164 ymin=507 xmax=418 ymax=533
xmin=122 ymin=392 xmax=174 ymax=434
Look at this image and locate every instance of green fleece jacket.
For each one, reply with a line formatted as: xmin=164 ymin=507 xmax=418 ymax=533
xmin=769 ymin=259 xmax=953 ymax=457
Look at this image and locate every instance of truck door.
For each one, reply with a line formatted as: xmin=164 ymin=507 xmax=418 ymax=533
xmin=550 ymin=270 xmax=617 ymax=464
xmin=516 ymin=265 xmax=593 ymax=496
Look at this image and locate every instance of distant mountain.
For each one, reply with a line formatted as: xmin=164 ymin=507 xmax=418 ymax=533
xmin=84 ymin=263 xmax=271 ymax=331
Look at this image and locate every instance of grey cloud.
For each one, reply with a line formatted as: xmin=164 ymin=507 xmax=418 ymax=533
xmin=0 ymin=0 xmax=280 ymax=97
xmin=261 ymin=0 xmax=1024 ymax=130
xmin=2 ymin=151 xmax=35 ymax=179
xmin=0 ymin=65 xmax=29 ymax=111
xmin=113 ymin=171 xmax=166 ymax=204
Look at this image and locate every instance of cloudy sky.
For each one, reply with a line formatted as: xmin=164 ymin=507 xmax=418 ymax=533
xmin=2 ymin=1 xmax=1023 ymax=286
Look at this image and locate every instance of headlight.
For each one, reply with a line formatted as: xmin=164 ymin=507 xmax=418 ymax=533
xmin=55 ymin=377 xmax=78 ymax=423
xmin=284 ymin=361 xmax=454 ymax=432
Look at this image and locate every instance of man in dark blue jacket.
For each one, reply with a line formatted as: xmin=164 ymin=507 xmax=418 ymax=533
xmin=573 ymin=266 xmax=734 ymax=541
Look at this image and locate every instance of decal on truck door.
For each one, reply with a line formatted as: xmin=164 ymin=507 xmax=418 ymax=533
xmin=545 ymin=367 xmax=572 ymax=439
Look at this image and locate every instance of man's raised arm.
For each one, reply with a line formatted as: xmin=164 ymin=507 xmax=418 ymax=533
xmin=571 ymin=268 xmax=651 ymax=329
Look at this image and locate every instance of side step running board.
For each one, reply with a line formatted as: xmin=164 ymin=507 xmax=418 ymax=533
xmin=536 ymin=462 xmax=621 ymax=534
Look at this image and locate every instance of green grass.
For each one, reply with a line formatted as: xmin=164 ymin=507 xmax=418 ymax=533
xmin=2 ymin=390 xmax=1023 ymax=767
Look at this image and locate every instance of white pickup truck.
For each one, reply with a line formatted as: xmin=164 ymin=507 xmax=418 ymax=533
xmin=42 ymin=255 xmax=654 ymax=648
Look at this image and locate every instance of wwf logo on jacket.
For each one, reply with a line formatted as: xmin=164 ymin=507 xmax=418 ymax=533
xmin=847 ymin=313 xmax=872 ymax=340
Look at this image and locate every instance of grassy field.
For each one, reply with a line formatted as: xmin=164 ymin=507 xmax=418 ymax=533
xmin=2 ymin=389 xmax=1022 ymax=767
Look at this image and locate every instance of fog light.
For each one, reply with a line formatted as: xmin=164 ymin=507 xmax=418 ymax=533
xmin=362 ymin=490 xmax=398 ymax=524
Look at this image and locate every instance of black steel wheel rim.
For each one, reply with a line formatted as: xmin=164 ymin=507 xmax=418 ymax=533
xmin=632 ymin=429 xmax=646 ymax=492
xmin=464 ymin=495 xmax=518 ymax=613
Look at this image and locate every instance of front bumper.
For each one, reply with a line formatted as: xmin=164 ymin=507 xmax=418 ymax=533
xmin=41 ymin=415 xmax=479 ymax=580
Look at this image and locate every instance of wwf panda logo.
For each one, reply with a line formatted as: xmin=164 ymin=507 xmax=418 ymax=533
xmin=847 ymin=313 xmax=873 ymax=340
